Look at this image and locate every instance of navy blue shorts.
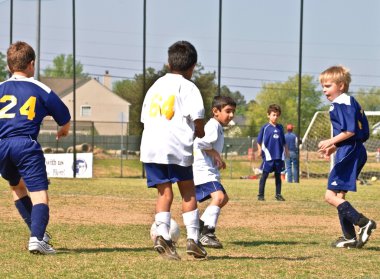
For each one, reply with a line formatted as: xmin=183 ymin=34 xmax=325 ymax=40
xmin=195 ymin=181 xmax=226 ymax=202
xmin=0 ymin=137 xmax=49 ymax=192
xmin=144 ymin=163 xmax=193 ymax=188
xmin=327 ymin=142 xmax=367 ymax=192
xmin=261 ymin=159 xmax=284 ymax=173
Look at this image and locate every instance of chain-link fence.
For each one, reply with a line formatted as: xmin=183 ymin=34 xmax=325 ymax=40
xmin=39 ymin=120 xmax=380 ymax=180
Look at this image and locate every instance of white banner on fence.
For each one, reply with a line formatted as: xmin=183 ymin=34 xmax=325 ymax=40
xmin=44 ymin=153 xmax=93 ymax=178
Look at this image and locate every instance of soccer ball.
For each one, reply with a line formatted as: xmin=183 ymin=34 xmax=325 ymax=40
xmin=150 ymin=218 xmax=180 ymax=243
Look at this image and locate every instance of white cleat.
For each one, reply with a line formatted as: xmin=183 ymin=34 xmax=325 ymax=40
xmin=28 ymin=237 xmax=56 ymax=255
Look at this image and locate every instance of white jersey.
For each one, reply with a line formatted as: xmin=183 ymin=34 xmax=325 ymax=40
xmin=193 ymin=118 xmax=224 ymax=185
xmin=140 ymin=73 xmax=204 ymax=166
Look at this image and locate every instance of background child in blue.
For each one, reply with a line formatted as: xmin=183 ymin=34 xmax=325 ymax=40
xmin=284 ymin=124 xmax=299 ymax=183
xmin=0 ymin=41 xmax=71 ymax=254
xmin=256 ymin=104 xmax=288 ymax=201
xmin=193 ymin=96 xmax=236 ymax=249
xmin=318 ymin=65 xmax=376 ymax=248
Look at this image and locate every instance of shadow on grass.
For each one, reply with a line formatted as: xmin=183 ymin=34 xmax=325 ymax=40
xmin=231 ymin=240 xmax=319 ymax=247
xmin=57 ymin=246 xmax=152 ymax=254
xmin=208 ymin=255 xmax=316 ymax=261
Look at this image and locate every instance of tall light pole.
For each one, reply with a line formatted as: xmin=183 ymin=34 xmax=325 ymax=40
xmin=35 ymin=0 xmax=41 ymax=80
xmin=72 ymin=0 xmax=77 ymax=178
xmin=297 ymin=0 xmax=304 ymax=182
xmin=217 ymin=0 xmax=222 ymax=96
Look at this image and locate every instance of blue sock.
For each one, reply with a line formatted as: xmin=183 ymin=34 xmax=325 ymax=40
xmin=31 ymin=204 xmax=49 ymax=241
xmin=337 ymin=201 xmax=361 ymax=226
xmin=15 ymin=196 xmax=33 ymax=230
xmin=338 ymin=211 xmax=356 ymax=239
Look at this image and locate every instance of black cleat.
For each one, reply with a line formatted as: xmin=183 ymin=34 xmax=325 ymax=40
xmin=186 ymin=239 xmax=207 ymax=259
xmin=275 ymin=194 xmax=285 ymax=201
xmin=200 ymin=233 xmax=223 ymax=249
xmin=154 ymin=235 xmax=181 ymax=260
xmin=331 ymin=236 xmax=357 ymax=249
xmin=257 ymin=195 xmax=265 ymax=201
xmin=357 ymin=220 xmax=376 ymax=248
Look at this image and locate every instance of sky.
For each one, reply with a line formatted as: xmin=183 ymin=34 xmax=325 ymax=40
xmin=0 ymin=0 xmax=379 ymax=102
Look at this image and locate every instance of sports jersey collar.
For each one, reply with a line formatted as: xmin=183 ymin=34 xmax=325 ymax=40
xmin=11 ymin=74 xmax=34 ymax=80
xmin=332 ymin=93 xmax=350 ymax=104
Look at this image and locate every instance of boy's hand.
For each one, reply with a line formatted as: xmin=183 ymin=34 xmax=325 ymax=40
xmin=204 ymin=149 xmax=225 ymax=169
xmin=56 ymin=122 xmax=70 ymax=140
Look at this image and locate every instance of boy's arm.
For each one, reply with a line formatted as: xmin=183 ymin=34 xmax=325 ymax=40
xmin=204 ymin=149 xmax=226 ymax=169
xmin=318 ymin=131 xmax=354 ymax=151
xmin=257 ymin=143 xmax=262 ymax=158
xmin=56 ymin=121 xmax=70 ymax=140
xmin=284 ymin=144 xmax=289 ymax=158
xmin=194 ymin=119 xmax=205 ymax=138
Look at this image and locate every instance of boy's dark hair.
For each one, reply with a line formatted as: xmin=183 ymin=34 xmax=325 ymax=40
xmin=267 ymin=104 xmax=281 ymax=115
xmin=168 ymin=41 xmax=197 ymax=72
xmin=7 ymin=41 xmax=35 ymax=73
xmin=212 ymin=95 xmax=236 ymax=111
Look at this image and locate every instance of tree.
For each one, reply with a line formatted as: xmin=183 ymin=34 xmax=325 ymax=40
xmin=0 ymin=52 xmax=7 ymax=81
xmin=245 ymin=75 xmax=322 ymax=137
xmin=43 ymin=54 xmax=87 ymax=78
xmin=355 ymin=88 xmax=380 ymax=111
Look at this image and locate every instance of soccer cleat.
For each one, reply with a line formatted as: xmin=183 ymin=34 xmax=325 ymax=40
xmin=275 ymin=194 xmax=285 ymax=201
xmin=186 ymin=238 xmax=207 ymax=259
xmin=357 ymin=219 xmax=377 ymax=248
xmin=28 ymin=237 xmax=56 ymax=255
xmin=257 ymin=195 xmax=265 ymax=201
xmin=154 ymin=235 xmax=181 ymax=260
xmin=43 ymin=231 xmax=52 ymax=244
xmin=331 ymin=236 xmax=357 ymax=249
xmin=200 ymin=233 xmax=223 ymax=249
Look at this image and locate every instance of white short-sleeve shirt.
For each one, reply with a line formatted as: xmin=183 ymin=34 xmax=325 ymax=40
xmin=140 ymin=73 xmax=204 ymax=166
xmin=193 ymin=118 xmax=224 ymax=185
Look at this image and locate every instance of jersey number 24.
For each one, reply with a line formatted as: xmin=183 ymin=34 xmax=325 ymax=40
xmin=0 ymin=95 xmax=36 ymax=120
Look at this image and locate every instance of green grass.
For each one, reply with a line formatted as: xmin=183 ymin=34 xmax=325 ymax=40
xmin=0 ymin=178 xmax=379 ymax=278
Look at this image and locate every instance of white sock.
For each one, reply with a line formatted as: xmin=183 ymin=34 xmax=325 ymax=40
xmin=203 ymin=205 xmax=221 ymax=229
xmin=155 ymin=212 xmax=171 ymax=241
xmin=182 ymin=209 xmax=199 ymax=242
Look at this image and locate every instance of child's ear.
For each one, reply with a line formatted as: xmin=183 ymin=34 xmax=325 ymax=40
xmin=338 ymin=82 xmax=345 ymax=91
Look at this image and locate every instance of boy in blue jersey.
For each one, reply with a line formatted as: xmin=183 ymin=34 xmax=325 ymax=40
xmin=193 ymin=96 xmax=236 ymax=249
xmin=318 ymin=65 xmax=376 ymax=248
xmin=0 ymin=42 xmax=71 ymax=254
xmin=256 ymin=104 xmax=288 ymax=201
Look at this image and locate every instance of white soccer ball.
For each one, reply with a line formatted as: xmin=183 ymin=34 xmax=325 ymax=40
xmin=150 ymin=218 xmax=180 ymax=243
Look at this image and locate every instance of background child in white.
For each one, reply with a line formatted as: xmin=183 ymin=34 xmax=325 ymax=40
xmin=193 ymin=96 xmax=236 ymax=248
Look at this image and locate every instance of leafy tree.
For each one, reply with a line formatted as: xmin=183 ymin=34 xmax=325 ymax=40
xmin=355 ymin=88 xmax=380 ymax=111
xmin=0 ymin=52 xmax=7 ymax=81
xmin=43 ymin=54 xmax=87 ymax=78
xmin=246 ymin=75 xmax=322 ymax=137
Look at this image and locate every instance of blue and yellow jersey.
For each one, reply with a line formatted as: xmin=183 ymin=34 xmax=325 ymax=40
xmin=0 ymin=75 xmax=71 ymax=139
xmin=329 ymin=93 xmax=369 ymax=146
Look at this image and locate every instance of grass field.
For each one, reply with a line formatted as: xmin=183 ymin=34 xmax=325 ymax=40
xmin=0 ymin=177 xmax=379 ymax=278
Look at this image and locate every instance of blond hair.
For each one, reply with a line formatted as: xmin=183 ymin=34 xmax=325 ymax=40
xmin=319 ymin=65 xmax=351 ymax=93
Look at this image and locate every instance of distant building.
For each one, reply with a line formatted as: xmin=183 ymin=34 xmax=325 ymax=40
xmin=41 ymin=71 xmax=130 ymax=135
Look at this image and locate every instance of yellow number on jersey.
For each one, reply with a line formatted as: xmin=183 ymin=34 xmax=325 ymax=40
xmin=0 ymin=95 xmax=36 ymax=120
xmin=20 ymin=96 xmax=36 ymax=120
xmin=148 ymin=94 xmax=175 ymax=120
xmin=0 ymin=95 xmax=17 ymax=118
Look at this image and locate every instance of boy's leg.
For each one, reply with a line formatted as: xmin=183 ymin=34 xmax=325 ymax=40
xmin=28 ymin=190 xmax=55 ymax=254
xmin=258 ymin=171 xmax=269 ymax=199
xmin=178 ymin=180 xmax=207 ymax=258
xmin=285 ymin=158 xmax=292 ymax=182
xmin=11 ymin=180 xmax=32 ymax=230
xmin=153 ymin=182 xmax=180 ymax=260
xmin=155 ymin=183 xmax=173 ymax=240
xmin=274 ymin=172 xmax=285 ymax=201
